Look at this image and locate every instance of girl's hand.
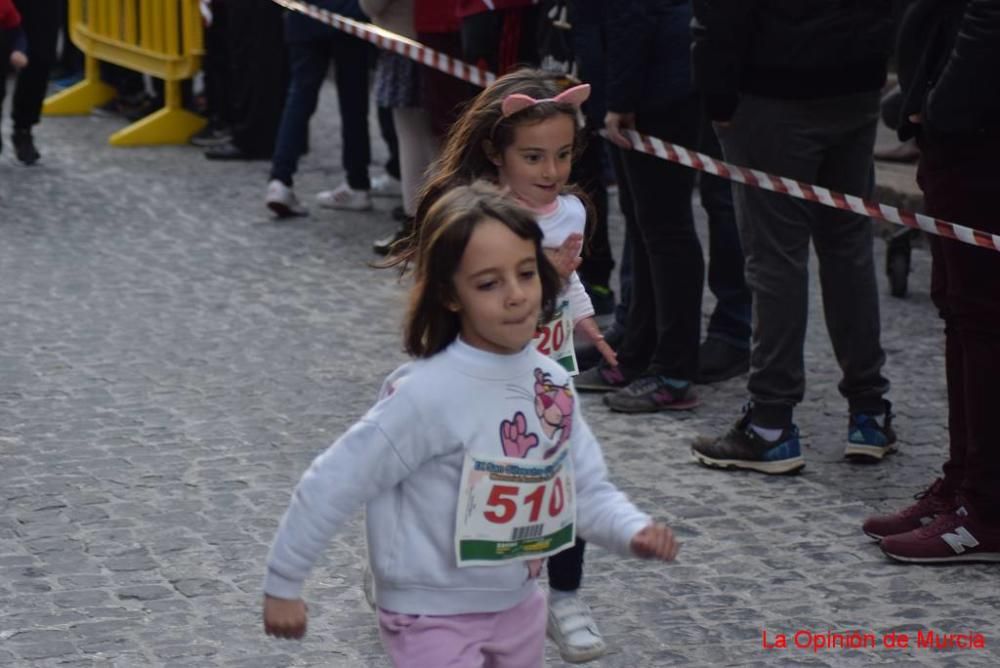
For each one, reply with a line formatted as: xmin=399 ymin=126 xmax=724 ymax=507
xmin=576 ymin=317 xmax=617 ymax=368
xmin=9 ymin=51 xmax=28 ymax=70
xmin=544 ymin=233 xmax=584 ymax=281
xmin=263 ymin=595 xmax=308 ymax=639
xmin=630 ymin=523 xmax=679 ymax=562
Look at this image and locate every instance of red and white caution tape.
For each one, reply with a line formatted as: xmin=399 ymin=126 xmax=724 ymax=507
xmin=274 ymin=0 xmax=1000 ymax=254
xmin=271 ymin=0 xmax=495 ymax=87
xmin=615 ymin=129 xmax=1000 ymax=253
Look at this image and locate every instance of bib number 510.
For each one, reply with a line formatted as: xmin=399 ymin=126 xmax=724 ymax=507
xmin=483 ymin=479 xmax=565 ymax=524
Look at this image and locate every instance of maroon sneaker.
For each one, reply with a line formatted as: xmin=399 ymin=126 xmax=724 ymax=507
xmin=880 ymin=504 xmax=1000 ymax=564
xmin=862 ymin=478 xmax=957 ymax=540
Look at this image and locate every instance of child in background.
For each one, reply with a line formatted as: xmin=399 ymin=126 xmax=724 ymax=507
xmin=408 ymin=67 xmax=618 ymax=661
xmin=263 ymin=183 xmax=679 ymax=667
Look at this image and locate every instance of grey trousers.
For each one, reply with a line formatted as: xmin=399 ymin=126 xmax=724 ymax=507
xmin=716 ymin=92 xmax=890 ymax=428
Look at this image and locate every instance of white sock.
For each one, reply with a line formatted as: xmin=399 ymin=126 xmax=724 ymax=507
xmin=751 ymin=424 xmax=784 ymax=442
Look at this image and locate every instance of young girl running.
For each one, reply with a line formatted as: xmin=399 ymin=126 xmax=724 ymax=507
xmin=262 ymin=183 xmax=679 ymax=667
xmin=408 ymin=67 xmax=619 ymax=662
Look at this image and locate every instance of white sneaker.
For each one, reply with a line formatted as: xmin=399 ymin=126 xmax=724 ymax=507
xmin=316 ymin=182 xmax=373 ymax=211
xmin=547 ymin=593 xmax=607 ymax=663
xmin=370 ymin=173 xmax=402 ymax=198
xmin=265 ymin=179 xmax=308 ymax=218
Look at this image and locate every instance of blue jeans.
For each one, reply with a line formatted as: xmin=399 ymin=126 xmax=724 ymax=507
xmin=270 ymin=35 xmax=371 ymax=189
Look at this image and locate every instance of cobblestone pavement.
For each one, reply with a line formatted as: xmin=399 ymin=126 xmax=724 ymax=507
xmin=1 ymin=88 xmax=998 ymax=668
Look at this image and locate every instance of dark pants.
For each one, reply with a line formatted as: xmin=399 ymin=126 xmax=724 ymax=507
xmin=270 ymin=34 xmax=371 ymax=189
xmin=616 ymin=95 xmax=703 ymax=381
xmin=920 ymin=137 xmax=1000 ymax=524
xmin=228 ymin=0 xmax=287 ymax=158
xmin=575 ymin=128 xmax=614 ymax=288
xmin=548 ymin=539 xmax=585 ymax=592
xmin=717 ymin=92 xmax=889 ymax=428
xmin=203 ymin=0 xmax=234 ymax=125
xmin=698 ymin=117 xmax=751 ymax=349
xmin=0 ymin=0 xmax=59 ymax=130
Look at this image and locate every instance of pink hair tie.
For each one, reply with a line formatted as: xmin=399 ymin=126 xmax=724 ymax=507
xmin=500 ymin=83 xmax=591 ymax=118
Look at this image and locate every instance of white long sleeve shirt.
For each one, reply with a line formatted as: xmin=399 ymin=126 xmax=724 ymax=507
xmin=263 ymin=338 xmax=650 ymax=616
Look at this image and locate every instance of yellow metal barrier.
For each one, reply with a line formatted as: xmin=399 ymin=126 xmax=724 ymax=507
xmin=43 ymin=0 xmax=206 ymax=146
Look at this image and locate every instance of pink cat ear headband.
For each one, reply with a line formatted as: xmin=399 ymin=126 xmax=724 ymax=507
xmin=500 ymin=83 xmax=591 ymax=118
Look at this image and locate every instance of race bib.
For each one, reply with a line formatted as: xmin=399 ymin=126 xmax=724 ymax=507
xmin=454 ymin=443 xmax=575 ymax=567
xmin=534 ymin=300 xmax=577 ymax=375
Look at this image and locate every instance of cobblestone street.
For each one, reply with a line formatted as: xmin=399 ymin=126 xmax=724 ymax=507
xmin=1 ymin=88 xmax=998 ymax=667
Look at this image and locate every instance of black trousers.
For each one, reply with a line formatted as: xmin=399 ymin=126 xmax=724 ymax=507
xmin=0 ymin=0 xmax=59 ymax=130
xmin=548 ymin=538 xmax=585 ymax=592
xmin=227 ymin=0 xmax=288 ymax=157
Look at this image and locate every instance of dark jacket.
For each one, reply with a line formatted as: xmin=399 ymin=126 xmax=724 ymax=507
xmin=896 ymin=0 xmax=1000 ymax=141
xmin=691 ymin=0 xmax=893 ymax=121
xmin=285 ymin=0 xmax=368 ymax=43
xmin=605 ymin=0 xmax=694 ymax=115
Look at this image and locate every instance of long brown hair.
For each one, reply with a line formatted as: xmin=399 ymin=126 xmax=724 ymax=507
xmin=410 ymin=69 xmax=591 ymax=249
xmin=403 ymin=182 xmax=562 ymax=358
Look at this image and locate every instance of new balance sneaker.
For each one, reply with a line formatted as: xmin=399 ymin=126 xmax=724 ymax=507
xmin=844 ymin=399 xmax=897 ymax=460
xmin=316 ymin=182 xmax=373 ymax=211
xmin=573 ymin=362 xmax=634 ymax=392
xmin=862 ymin=478 xmax=958 ymax=540
xmin=604 ymin=375 xmax=699 ymax=413
xmin=691 ymin=409 xmax=805 ymax=475
xmin=265 ymin=180 xmax=308 ymax=218
xmin=880 ymin=504 xmax=1000 ymax=563
xmin=547 ymin=593 xmax=607 ymax=663
xmin=370 ymin=173 xmax=402 ymax=198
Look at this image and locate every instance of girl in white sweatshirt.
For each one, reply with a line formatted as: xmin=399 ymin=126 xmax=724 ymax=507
xmin=262 ymin=182 xmax=678 ymax=667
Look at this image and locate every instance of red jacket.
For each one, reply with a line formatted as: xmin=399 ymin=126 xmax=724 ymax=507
xmin=414 ymin=0 xmax=460 ymax=33
xmin=0 ymin=0 xmax=22 ymax=30
xmin=456 ymin=0 xmax=537 ymax=19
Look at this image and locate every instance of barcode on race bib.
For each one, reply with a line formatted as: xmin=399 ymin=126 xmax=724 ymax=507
xmin=511 ymin=523 xmax=545 ymax=541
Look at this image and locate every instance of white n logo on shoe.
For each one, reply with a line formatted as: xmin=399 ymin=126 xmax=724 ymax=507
xmin=941 ymin=508 xmax=978 ymax=554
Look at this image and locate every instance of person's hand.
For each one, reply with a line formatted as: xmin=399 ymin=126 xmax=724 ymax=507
xmin=908 ymin=113 xmax=923 ymax=124
xmin=9 ymin=51 xmax=28 ymax=70
xmin=604 ymin=111 xmax=636 ymax=149
xmin=576 ymin=317 xmax=617 ymax=368
xmin=263 ymin=595 xmax=308 ymax=639
xmin=630 ymin=523 xmax=680 ymax=561
xmin=544 ymin=233 xmax=583 ymax=281
xmin=713 ymin=120 xmax=732 ymax=129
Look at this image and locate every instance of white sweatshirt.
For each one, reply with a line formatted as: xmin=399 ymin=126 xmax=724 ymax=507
xmin=264 ymin=338 xmax=650 ymax=616
xmin=536 ymin=195 xmax=595 ymax=324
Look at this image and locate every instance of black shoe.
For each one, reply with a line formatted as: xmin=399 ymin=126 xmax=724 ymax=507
xmin=190 ymin=120 xmax=232 ymax=147
xmin=697 ymin=337 xmax=749 ymax=383
xmin=691 ymin=408 xmax=805 ymax=475
xmin=373 ymin=222 xmax=414 ymax=256
xmin=205 ymin=142 xmax=261 ymax=161
xmin=12 ymin=129 xmax=39 ymax=165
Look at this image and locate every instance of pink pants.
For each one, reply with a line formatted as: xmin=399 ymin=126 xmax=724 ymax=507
xmin=377 ymin=588 xmax=546 ymax=668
